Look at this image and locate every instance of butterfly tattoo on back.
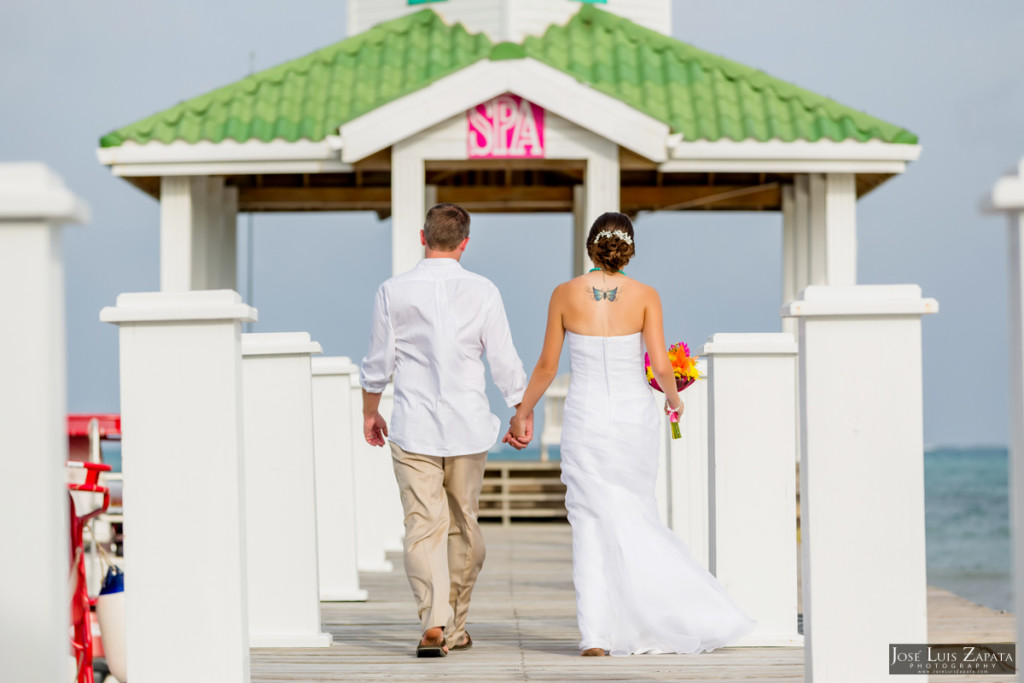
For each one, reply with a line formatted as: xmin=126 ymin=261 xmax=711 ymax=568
xmin=590 ymin=286 xmax=618 ymax=302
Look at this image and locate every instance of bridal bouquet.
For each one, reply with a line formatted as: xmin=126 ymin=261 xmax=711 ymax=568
xmin=644 ymin=342 xmax=702 ymax=439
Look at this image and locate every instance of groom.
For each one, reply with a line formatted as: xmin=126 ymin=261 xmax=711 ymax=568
xmin=359 ymin=203 xmax=532 ymax=657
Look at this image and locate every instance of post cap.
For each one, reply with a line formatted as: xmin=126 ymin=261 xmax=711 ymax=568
xmin=311 ymin=356 xmax=358 ymax=376
xmin=0 ymin=163 xmax=90 ymax=224
xmin=701 ymin=332 xmax=798 ymax=355
xmin=781 ymin=284 xmax=939 ymax=318
xmin=984 ymin=157 xmax=1024 ymax=212
xmin=100 ymin=290 xmax=258 ymax=324
xmin=241 ymin=332 xmax=322 ymax=357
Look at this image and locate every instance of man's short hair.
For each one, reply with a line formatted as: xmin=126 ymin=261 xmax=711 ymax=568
xmin=423 ymin=203 xmax=471 ymax=251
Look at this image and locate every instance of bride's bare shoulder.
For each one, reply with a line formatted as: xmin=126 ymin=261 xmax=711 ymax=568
xmin=555 ymin=275 xmax=589 ymax=294
xmin=621 ymin=276 xmax=657 ymax=298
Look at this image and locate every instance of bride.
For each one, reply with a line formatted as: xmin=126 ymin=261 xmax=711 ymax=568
xmin=503 ymin=212 xmax=757 ymax=657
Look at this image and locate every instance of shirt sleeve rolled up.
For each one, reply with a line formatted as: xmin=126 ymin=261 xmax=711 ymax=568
xmin=359 ymin=284 xmax=395 ymax=394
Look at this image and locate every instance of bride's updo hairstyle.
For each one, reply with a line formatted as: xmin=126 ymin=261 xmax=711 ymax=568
xmin=586 ymin=212 xmax=635 ymax=273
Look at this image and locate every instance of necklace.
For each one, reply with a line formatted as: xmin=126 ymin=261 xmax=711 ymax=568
xmin=589 ymin=267 xmax=625 ymax=275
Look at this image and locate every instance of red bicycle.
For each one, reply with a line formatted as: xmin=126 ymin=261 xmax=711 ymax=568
xmin=67 ymin=461 xmax=111 ymax=683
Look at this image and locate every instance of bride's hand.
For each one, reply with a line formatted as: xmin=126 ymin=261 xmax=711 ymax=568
xmin=502 ymin=426 xmax=526 ymax=450
xmin=664 ymin=399 xmax=684 ymax=416
xmin=511 ymin=411 xmax=533 ymax=444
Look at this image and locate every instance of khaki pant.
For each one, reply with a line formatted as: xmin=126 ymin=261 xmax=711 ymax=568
xmin=389 ymin=441 xmax=487 ymax=646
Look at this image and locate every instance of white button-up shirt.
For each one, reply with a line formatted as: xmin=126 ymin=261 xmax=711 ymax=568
xmin=359 ymin=258 xmax=527 ymax=456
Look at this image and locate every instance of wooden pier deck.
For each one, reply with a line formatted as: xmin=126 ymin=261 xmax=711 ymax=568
xmin=251 ymin=523 xmax=1016 ymax=683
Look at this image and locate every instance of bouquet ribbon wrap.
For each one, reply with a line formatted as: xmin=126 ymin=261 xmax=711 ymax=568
xmin=668 ymin=406 xmax=681 ymax=439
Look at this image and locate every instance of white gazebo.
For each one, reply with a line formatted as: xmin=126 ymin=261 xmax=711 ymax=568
xmin=93 ymin=2 xmax=936 ymax=682
xmin=96 ymin=0 xmax=920 ymax=317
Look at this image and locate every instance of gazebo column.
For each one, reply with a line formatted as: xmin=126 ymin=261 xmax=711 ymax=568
xmin=783 ymin=285 xmax=937 ymax=682
xmin=781 ymin=185 xmax=798 ymax=336
xmin=808 ymin=173 xmax=857 ymax=286
xmin=572 ymin=142 xmax=620 ymax=276
xmin=782 ymin=173 xmax=857 ymax=313
xmin=391 ymin=142 xmax=426 ymax=276
xmin=793 ymin=175 xmax=811 ymax=293
xmin=159 ymin=176 xmax=238 ymax=291
xmin=213 ymin=184 xmax=239 ymax=290
xmin=0 ymin=164 xmax=88 ymax=683
xmin=572 ymin=185 xmax=589 ymax=276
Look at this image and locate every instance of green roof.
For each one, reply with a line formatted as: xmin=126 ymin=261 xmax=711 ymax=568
xmin=99 ymin=11 xmax=493 ymax=148
xmin=100 ymin=5 xmax=916 ymax=149
xmin=524 ymin=6 xmax=917 ymax=144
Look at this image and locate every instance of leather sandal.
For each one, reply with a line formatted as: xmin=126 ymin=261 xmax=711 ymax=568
xmin=416 ymin=629 xmax=448 ymax=658
xmin=581 ymin=647 xmax=608 ymax=656
xmin=450 ymin=632 xmax=473 ymax=651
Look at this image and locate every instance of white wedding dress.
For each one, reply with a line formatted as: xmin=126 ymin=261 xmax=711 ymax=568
xmin=559 ymin=331 xmax=758 ymax=655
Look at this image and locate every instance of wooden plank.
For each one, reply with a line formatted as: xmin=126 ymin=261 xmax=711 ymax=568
xmin=479 ymin=492 xmax=566 ymax=502
xmin=238 ymin=187 xmax=390 ymax=211
xmin=485 ymin=461 xmax=562 ymax=471
xmin=620 ymin=184 xmax=781 ymax=211
xmin=437 ymin=186 xmax=573 ymax=212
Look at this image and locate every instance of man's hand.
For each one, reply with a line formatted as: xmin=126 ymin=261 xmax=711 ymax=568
xmin=502 ymin=410 xmax=533 ymax=450
xmin=502 ymin=426 xmax=526 ymax=450
xmin=364 ymin=412 xmax=389 ymax=447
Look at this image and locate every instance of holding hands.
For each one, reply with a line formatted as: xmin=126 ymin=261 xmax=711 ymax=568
xmin=502 ymin=408 xmax=533 ymax=450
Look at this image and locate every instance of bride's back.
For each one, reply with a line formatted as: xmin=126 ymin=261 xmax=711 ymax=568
xmin=560 ymin=271 xmax=651 ymax=338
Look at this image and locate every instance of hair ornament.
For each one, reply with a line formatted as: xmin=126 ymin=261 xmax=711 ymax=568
xmin=594 ymin=229 xmax=633 ymax=246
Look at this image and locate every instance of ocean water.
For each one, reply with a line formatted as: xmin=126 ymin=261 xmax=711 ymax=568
xmin=491 ymin=444 xmax=1014 ymax=613
xmin=924 ymin=446 xmax=1012 ymax=613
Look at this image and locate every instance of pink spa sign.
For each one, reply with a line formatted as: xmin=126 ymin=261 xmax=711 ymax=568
xmin=467 ymin=94 xmax=545 ymax=159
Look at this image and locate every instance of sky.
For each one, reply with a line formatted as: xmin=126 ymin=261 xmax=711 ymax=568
xmin=2 ymin=0 xmax=1023 ymax=448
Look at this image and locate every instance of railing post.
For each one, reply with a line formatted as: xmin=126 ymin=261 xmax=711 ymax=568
xmin=986 ymin=161 xmax=1024 ymax=652
xmin=377 ymin=385 xmax=406 ymax=552
xmin=100 ymin=289 xmax=255 ymax=683
xmin=348 ymin=375 xmax=395 ymax=572
xmin=783 ymin=285 xmax=937 ymax=682
xmin=0 ymin=164 xmax=88 ymax=682
xmin=703 ymin=333 xmax=801 ymax=646
xmin=240 ymin=332 xmax=332 ymax=647
xmin=310 ymin=356 xmax=368 ymax=602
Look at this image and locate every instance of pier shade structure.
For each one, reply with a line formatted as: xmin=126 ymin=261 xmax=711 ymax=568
xmin=94 ymin=0 xmax=938 ymax=680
